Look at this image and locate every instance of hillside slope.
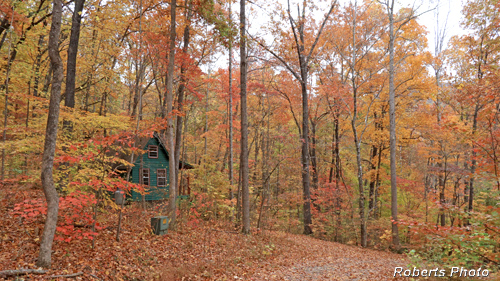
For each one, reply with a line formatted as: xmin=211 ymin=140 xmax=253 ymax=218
xmin=0 ymin=186 xmax=448 ymax=281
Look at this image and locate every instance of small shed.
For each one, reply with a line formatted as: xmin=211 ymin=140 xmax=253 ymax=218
xmin=123 ymin=132 xmax=193 ymax=201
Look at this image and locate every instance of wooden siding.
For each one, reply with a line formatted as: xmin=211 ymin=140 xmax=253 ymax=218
xmin=130 ymin=138 xmax=170 ymax=201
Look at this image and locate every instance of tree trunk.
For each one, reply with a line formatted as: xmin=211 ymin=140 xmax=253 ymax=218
xmin=166 ymin=0 xmax=177 ymax=228
xmin=1 ymin=5 xmax=14 ymax=181
xmin=439 ymin=178 xmax=446 ymax=227
xmin=252 ymin=132 xmax=260 ymax=183
xmin=310 ymin=121 xmax=318 ymax=190
xmin=227 ymin=3 xmax=234 ymax=222
xmin=469 ymin=106 xmax=479 ymax=212
xmin=258 ymin=0 xmax=334 ymax=235
xmin=240 ymin=0 xmax=250 ymax=234
xmin=204 ymin=79 xmax=209 ymax=157
xmin=131 ymin=62 xmax=146 ymax=118
xmin=368 ymin=144 xmax=378 ymax=217
xmin=294 ymin=10 xmax=313 ymax=235
xmin=64 ymin=0 xmax=85 ymax=110
xmin=333 ymin=113 xmax=341 ymax=242
xmin=37 ymin=0 xmax=64 ymax=268
xmin=352 ymin=87 xmax=367 ymax=247
xmin=350 ymin=1 xmax=366 ymax=247
xmin=387 ymin=0 xmax=400 ymax=250
xmin=300 ymin=79 xmax=312 ymax=235
xmin=228 ymin=3 xmax=234 ymax=191
xmin=0 ymin=18 xmax=11 ymax=51
xmin=373 ymin=144 xmax=383 ymax=219
xmin=174 ymin=1 xmax=192 ymax=196
xmin=257 ymin=91 xmax=271 ymax=229
xmin=33 ymin=30 xmax=47 ymax=98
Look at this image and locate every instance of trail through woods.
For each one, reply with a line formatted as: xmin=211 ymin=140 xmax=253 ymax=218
xmin=253 ymin=233 xmax=406 ymax=281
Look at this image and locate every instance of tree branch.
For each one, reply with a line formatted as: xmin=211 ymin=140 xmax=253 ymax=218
xmin=306 ymin=1 xmax=337 ymax=64
xmin=0 ymin=269 xmax=47 ymax=279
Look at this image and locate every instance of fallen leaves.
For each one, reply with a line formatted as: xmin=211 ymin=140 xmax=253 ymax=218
xmin=1 ymin=186 xmax=412 ymax=280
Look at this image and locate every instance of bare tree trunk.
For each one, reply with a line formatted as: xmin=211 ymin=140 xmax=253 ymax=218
xmin=329 ymin=128 xmax=335 ymax=184
xmin=387 ymin=0 xmax=400 ymax=250
xmin=439 ymin=175 xmax=446 ymax=226
xmin=373 ymin=144 xmax=383 ymax=219
xmin=1 ymin=5 xmax=14 ymax=181
xmin=204 ymin=79 xmax=209 ymax=156
xmin=166 ymin=0 xmax=177 ymax=228
xmin=32 ymin=25 xmax=48 ymax=99
xmin=37 ymin=0 xmax=64 ymax=268
xmin=368 ymin=144 xmax=378 ymax=217
xmin=349 ymin=1 xmax=366 ymax=247
xmin=228 ymin=3 xmax=234 ymax=191
xmin=64 ymin=0 xmax=85 ymax=110
xmin=252 ymin=132 xmax=260 ymax=183
xmin=131 ymin=62 xmax=146 ymax=118
xmin=59 ymin=0 xmax=85 ymax=191
xmin=174 ymin=1 xmax=192 ymax=196
xmin=240 ymin=0 xmax=250 ymax=234
xmin=227 ymin=0 xmax=234 ymax=226
xmin=236 ymin=165 xmax=242 ymax=223
xmin=310 ymin=121 xmax=318 ymax=190
xmin=0 ymin=18 xmax=10 ymax=51
xmin=469 ymin=106 xmax=479 ymax=212
xmin=352 ymin=88 xmax=366 ymax=247
xmin=298 ymin=27 xmax=313 ymax=236
xmin=333 ymin=113 xmax=341 ymax=242
xmin=257 ymin=90 xmax=271 ymax=229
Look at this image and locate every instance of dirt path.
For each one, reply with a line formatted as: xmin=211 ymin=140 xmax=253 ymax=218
xmin=251 ymin=232 xmax=406 ymax=281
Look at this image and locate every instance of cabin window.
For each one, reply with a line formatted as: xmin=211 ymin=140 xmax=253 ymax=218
xmin=157 ymin=169 xmax=167 ymax=187
xmin=148 ymin=145 xmax=158 ymax=158
xmin=140 ymin=168 xmax=150 ymax=186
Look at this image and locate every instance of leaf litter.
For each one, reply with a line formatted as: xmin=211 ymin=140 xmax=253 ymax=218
xmin=1 ymin=186 xmax=409 ymax=280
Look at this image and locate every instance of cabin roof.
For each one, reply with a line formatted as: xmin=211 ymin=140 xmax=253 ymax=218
xmin=112 ymin=132 xmax=193 ymax=171
xmin=152 ymin=132 xmax=194 ymax=169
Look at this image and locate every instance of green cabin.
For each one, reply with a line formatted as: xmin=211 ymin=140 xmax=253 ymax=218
xmin=125 ymin=132 xmax=193 ymax=201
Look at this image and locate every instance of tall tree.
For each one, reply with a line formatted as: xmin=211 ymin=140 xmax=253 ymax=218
xmin=1 ymin=3 xmax=14 ymax=181
xmin=346 ymin=0 xmax=376 ymax=248
xmin=430 ymin=0 xmax=449 ymax=227
xmin=166 ymin=0 xmax=178 ymax=227
xmin=228 ymin=1 xmax=234 ymax=190
xmin=240 ymin=0 xmax=250 ymax=234
xmin=258 ymin=0 xmax=336 ymax=235
xmin=459 ymin=0 xmax=500 ymax=212
xmin=385 ymin=0 xmax=401 ymax=250
xmin=174 ymin=0 xmax=193 ymax=200
xmin=378 ymin=0 xmax=424 ymax=249
xmin=37 ymin=0 xmax=64 ymax=268
xmin=325 ymin=0 xmax=387 ymax=246
xmin=64 ymin=0 xmax=85 ymax=111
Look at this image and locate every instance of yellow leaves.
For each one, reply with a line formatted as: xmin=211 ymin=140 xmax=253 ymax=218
xmin=379 ymin=229 xmax=392 ymax=241
xmin=60 ymin=110 xmax=132 ymax=134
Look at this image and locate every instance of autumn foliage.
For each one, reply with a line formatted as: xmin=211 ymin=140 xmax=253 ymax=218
xmin=1 ymin=0 xmax=500 ymax=278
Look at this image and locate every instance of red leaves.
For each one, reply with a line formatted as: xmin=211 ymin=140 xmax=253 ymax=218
xmin=11 ymin=191 xmax=98 ymax=242
xmin=12 ymin=198 xmax=47 ymax=219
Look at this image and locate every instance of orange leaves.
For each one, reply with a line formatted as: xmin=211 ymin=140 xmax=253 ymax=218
xmin=11 ymin=191 xmax=100 ymax=243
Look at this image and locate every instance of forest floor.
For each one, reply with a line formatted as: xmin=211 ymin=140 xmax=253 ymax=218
xmin=0 ymin=183 xmax=492 ymax=280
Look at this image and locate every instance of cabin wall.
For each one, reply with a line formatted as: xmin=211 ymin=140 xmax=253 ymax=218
xmin=130 ymin=138 xmax=170 ymax=201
